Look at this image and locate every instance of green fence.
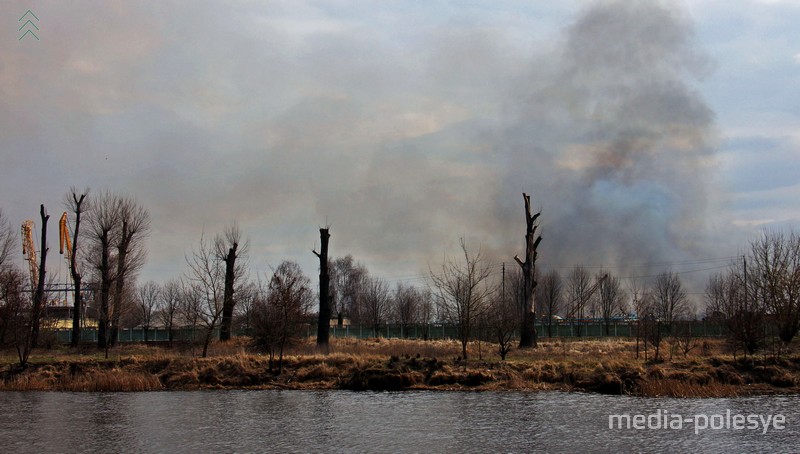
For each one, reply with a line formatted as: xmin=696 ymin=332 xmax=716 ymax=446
xmin=328 ymin=320 xmax=728 ymax=340
xmin=53 ymin=320 xmax=733 ymax=344
xmin=54 ymin=327 xmax=220 ymax=344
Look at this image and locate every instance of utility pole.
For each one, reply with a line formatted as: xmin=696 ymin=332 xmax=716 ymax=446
xmin=502 ymin=262 xmax=505 ymax=304
xmin=743 ymin=255 xmax=748 ymax=310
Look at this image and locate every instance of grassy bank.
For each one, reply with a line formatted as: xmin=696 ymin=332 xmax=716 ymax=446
xmin=1 ymin=338 xmax=799 ymax=397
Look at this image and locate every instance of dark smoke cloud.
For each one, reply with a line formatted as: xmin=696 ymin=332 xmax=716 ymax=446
xmin=492 ymin=0 xmax=726 ymax=285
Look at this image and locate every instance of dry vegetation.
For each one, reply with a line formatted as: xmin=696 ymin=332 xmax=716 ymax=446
xmin=2 ymin=337 xmax=800 ymax=397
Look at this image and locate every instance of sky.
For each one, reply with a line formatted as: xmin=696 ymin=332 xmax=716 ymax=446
xmin=1 ymin=0 xmax=799 ymax=305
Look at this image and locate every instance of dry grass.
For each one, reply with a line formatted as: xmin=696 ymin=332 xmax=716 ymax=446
xmin=1 ymin=337 xmax=799 ymax=396
xmin=637 ymin=379 xmax=741 ymax=398
xmin=0 ymin=365 xmax=163 ymax=392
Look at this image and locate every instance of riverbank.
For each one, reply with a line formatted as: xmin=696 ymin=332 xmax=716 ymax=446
xmin=2 ymin=338 xmax=799 ymax=396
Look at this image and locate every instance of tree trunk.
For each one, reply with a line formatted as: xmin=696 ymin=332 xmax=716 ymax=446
xmin=97 ymin=230 xmax=112 ymax=349
xmin=219 ymin=242 xmax=238 ymax=341
xmin=314 ymin=228 xmax=331 ymax=351
xmin=69 ymin=193 xmax=86 ymax=347
xmin=110 ymin=220 xmax=130 ymax=347
xmin=516 ymin=193 xmax=541 ymax=348
xmin=202 ymin=326 xmax=214 ymax=358
xmin=31 ymin=205 xmax=49 ymax=348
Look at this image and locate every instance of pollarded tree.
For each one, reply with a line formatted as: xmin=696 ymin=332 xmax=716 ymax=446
xmin=30 ymin=205 xmax=49 ymax=348
xmin=110 ymin=196 xmax=151 ymax=345
xmin=216 ymin=222 xmax=248 ymax=341
xmin=63 ymin=187 xmax=88 ymax=347
xmin=85 ymin=191 xmax=120 ymax=349
xmin=430 ymin=238 xmax=494 ymax=360
xmin=514 ymin=193 xmax=542 ymax=348
xmin=85 ymin=192 xmax=150 ymax=350
xmin=312 ymin=228 xmax=331 ymax=351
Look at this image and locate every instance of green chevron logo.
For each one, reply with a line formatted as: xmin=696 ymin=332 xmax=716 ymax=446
xmin=18 ymin=10 xmax=39 ymax=41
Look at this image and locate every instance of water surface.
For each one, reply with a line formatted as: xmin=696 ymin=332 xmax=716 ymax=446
xmin=0 ymin=390 xmax=797 ymax=453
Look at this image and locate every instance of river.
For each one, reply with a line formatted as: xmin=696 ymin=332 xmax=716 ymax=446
xmin=0 ymin=390 xmax=797 ymax=453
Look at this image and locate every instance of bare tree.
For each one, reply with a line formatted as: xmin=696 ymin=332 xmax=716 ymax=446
xmin=109 ymin=196 xmax=151 ymax=346
xmin=597 ymin=272 xmax=625 ymax=336
xmin=312 ymin=228 xmax=331 ymax=351
xmin=85 ymin=191 xmax=120 ymax=349
xmin=233 ymin=279 xmax=261 ymax=333
xmin=330 ymin=255 xmax=369 ymax=324
xmin=215 ymin=222 xmax=248 ymax=341
xmin=364 ymin=277 xmax=391 ymax=337
xmin=537 ymin=270 xmax=563 ymax=337
xmin=651 ymin=271 xmax=690 ymax=328
xmin=0 ymin=210 xmax=18 ymax=348
xmin=566 ymin=265 xmax=591 ymax=335
xmin=488 ymin=282 xmax=518 ymax=360
xmin=1 ymin=268 xmax=27 ymax=365
xmin=177 ymin=277 xmax=202 ymax=345
xmin=628 ymin=278 xmax=646 ymax=359
xmin=253 ymin=261 xmax=313 ymax=372
xmin=393 ymin=283 xmax=423 ymax=338
xmin=185 ymin=232 xmax=225 ymax=357
xmin=430 ymin=239 xmax=494 ymax=360
xmin=63 ymin=188 xmax=88 ymax=347
xmin=158 ymin=278 xmax=181 ymax=344
xmin=706 ymin=263 xmax=764 ymax=355
xmin=639 ymin=292 xmax=663 ymax=361
xmin=749 ymin=230 xmax=800 ymax=344
xmin=0 ymin=209 xmax=15 ymax=270
xmin=417 ymin=288 xmax=435 ymax=340
xmin=136 ymin=281 xmax=160 ymax=341
xmin=514 ymin=193 xmax=542 ymax=348
xmin=84 ymin=192 xmax=149 ymax=350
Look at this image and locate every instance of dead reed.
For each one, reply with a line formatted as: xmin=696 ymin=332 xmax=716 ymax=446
xmin=0 ymin=337 xmax=797 ymax=396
